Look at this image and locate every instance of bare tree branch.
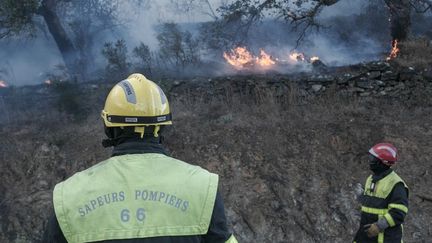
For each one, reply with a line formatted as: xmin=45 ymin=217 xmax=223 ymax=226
xmin=410 ymin=0 xmax=432 ymax=13
xmin=218 ymin=0 xmax=340 ymax=46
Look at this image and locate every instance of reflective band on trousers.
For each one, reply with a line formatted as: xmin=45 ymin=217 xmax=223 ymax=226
xmin=377 ymin=215 xmax=385 ymax=243
xmin=378 ymin=231 xmax=384 ymax=243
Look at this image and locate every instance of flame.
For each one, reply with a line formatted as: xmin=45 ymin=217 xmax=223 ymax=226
xmin=45 ymin=79 xmax=52 ymax=85
xmin=223 ymin=47 xmax=255 ymax=69
xmin=310 ymin=56 xmax=320 ymax=62
xmin=289 ymin=52 xmax=305 ymax=62
xmin=223 ymin=47 xmax=276 ymax=69
xmin=386 ymin=40 xmax=399 ymax=61
xmin=0 ymin=80 xmax=7 ymax=88
xmin=256 ymin=49 xmax=276 ymax=66
xmin=223 ymin=47 xmax=321 ymax=69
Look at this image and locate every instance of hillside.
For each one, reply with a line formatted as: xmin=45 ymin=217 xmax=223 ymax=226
xmin=0 ymin=64 xmax=432 ymax=242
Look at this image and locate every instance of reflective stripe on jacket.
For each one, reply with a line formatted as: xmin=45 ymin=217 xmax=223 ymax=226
xmin=53 ymin=153 xmax=219 ymax=243
xmin=354 ymin=170 xmax=409 ymax=243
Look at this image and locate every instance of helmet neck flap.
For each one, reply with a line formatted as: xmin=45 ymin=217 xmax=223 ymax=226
xmin=102 ymin=125 xmax=164 ymax=148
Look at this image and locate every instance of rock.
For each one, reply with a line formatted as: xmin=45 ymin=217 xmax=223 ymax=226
xmin=374 ymin=80 xmax=386 ymax=87
xmin=368 ymin=71 xmax=381 ymax=79
xmin=311 ymin=84 xmax=323 ymax=92
xmin=348 ymin=87 xmax=365 ymax=93
xmin=309 ymin=75 xmax=334 ymax=83
xmin=337 ymin=77 xmax=348 ymax=85
xmin=337 ymin=73 xmax=353 ymax=84
xmin=384 ymin=87 xmax=394 ymax=92
xmin=356 ymin=80 xmax=373 ymax=89
xmin=381 ymin=71 xmax=398 ymax=81
xmin=406 ymin=81 xmax=416 ymax=88
xmin=343 ymin=73 xmax=353 ymax=79
xmin=399 ymin=68 xmax=417 ymax=81
xmin=367 ymin=61 xmax=391 ymax=71
xmin=394 ymin=83 xmax=406 ymax=89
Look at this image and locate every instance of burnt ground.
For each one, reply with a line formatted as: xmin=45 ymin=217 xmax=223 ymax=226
xmin=0 ymin=69 xmax=431 ymax=242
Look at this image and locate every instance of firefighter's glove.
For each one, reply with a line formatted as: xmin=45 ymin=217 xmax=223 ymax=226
xmin=363 ymin=223 xmax=380 ymax=238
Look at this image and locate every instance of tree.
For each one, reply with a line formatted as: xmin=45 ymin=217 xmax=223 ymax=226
xmin=102 ymin=39 xmax=130 ymax=81
xmin=156 ymin=23 xmax=201 ymax=69
xmin=61 ymin=0 xmax=123 ymax=81
xmin=216 ymin=0 xmax=432 ymax=45
xmin=0 ymin=0 xmax=122 ymax=80
xmin=133 ymin=42 xmax=153 ymax=76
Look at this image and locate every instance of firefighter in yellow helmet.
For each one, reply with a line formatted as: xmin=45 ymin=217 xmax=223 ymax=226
xmin=353 ymin=143 xmax=409 ymax=243
xmin=43 ymin=73 xmax=238 ymax=243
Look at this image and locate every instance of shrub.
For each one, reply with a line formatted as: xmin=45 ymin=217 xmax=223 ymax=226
xmin=156 ymin=23 xmax=201 ymax=69
xmin=101 ymin=39 xmax=130 ymax=81
xmin=52 ymin=80 xmax=88 ymax=122
xmin=132 ymin=42 xmax=153 ymax=76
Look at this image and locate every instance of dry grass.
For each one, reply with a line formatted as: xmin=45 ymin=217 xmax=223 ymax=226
xmin=396 ymin=37 xmax=432 ymax=69
xmin=166 ymin=85 xmax=432 ymax=242
xmin=1 ymin=81 xmax=432 ymax=242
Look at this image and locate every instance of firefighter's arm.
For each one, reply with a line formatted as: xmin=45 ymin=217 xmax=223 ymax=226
xmin=383 ymin=182 xmax=409 ymax=227
xmin=42 ymin=207 xmax=68 ymax=243
xmin=202 ymin=190 xmax=238 ymax=243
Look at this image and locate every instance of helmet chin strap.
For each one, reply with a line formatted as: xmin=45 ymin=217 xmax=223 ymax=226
xmin=134 ymin=126 xmax=160 ymax=138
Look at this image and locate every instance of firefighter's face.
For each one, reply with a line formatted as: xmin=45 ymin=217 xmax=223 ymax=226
xmin=369 ymin=154 xmax=381 ymax=170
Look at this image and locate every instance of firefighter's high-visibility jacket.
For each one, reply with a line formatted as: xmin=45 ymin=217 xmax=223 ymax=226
xmin=43 ymin=140 xmax=237 ymax=243
xmin=353 ymin=169 xmax=409 ymax=243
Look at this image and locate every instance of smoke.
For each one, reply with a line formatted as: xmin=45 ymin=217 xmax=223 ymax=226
xmin=114 ymin=1 xmax=222 ymax=49
xmin=0 ymin=32 xmax=62 ymax=86
xmin=0 ymin=0 xmax=431 ymax=86
xmin=303 ymin=33 xmax=383 ymax=66
xmin=214 ymin=0 xmax=386 ymax=70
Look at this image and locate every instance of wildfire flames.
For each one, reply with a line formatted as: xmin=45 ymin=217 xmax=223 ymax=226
xmin=0 ymin=80 xmax=7 ymax=88
xmin=386 ymin=40 xmax=400 ymax=61
xmin=256 ymin=49 xmax=276 ymax=66
xmin=223 ymin=47 xmax=276 ymax=69
xmin=310 ymin=56 xmax=320 ymax=62
xmin=223 ymin=47 xmax=320 ymax=70
xmin=289 ymin=52 xmax=305 ymax=62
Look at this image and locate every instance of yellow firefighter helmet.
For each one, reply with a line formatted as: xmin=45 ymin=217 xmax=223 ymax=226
xmin=101 ymin=73 xmax=172 ymax=137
